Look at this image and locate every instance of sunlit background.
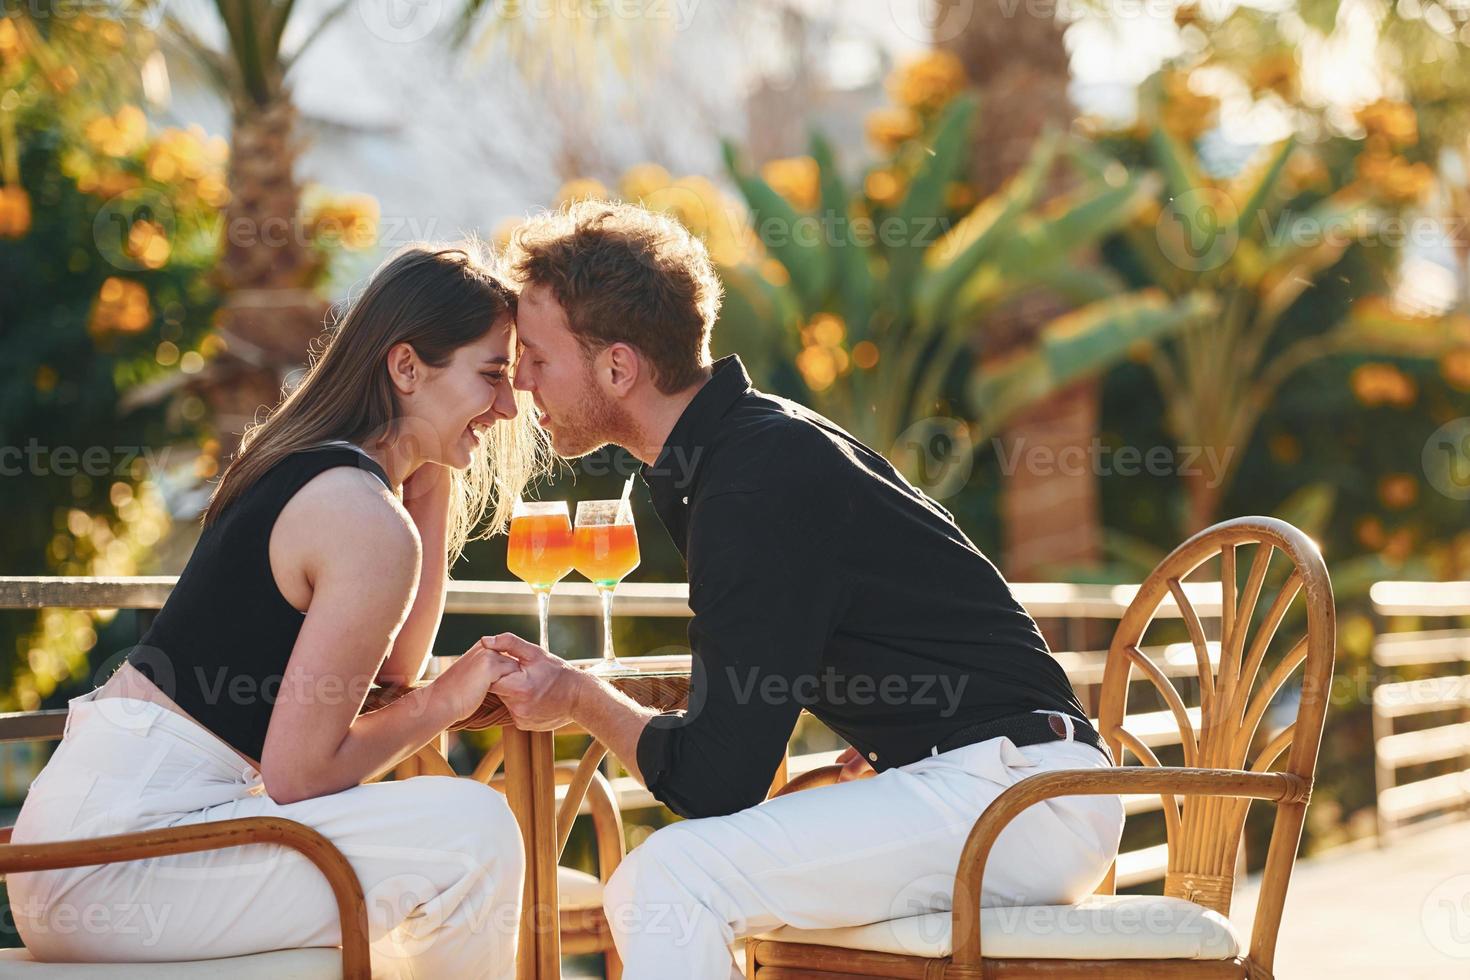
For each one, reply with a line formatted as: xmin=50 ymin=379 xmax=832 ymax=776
xmin=5 ymin=0 xmax=1470 ymax=974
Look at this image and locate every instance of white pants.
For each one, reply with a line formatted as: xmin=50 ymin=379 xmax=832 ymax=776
xmin=7 ymin=688 xmax=523 ymax=979
xmin=603 ymin=725 xmax=1125 ymax=979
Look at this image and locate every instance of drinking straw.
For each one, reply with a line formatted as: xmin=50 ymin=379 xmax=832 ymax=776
xmin=618 ymin=471 xmax=635 ymax=521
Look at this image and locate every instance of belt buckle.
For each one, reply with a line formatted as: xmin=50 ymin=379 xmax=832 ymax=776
xmin=1046 ymin=713 xmax=1068 ymax=738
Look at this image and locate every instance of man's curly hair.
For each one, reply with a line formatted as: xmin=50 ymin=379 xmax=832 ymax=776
xmin=505 ymin=200 xmax=722 ymax=394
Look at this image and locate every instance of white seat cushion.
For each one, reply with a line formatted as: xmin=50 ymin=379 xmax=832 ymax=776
xmin=558 ymin=865 xmax=604 ymax=911
xmin=0 ymin=947 xmax=341 ymax=978
xmin=755 ymin=894 xmax=1241 ymax=961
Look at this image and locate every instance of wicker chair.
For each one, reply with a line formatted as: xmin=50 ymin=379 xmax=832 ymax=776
xmin=746 ymin=516 xmax=1336 ymax=979
xmin=0 ymin=816 xmax=370 ymax=978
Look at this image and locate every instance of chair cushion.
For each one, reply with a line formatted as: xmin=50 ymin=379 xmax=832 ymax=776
xmin=754 ymin=894 xmax=1241 ymax=961
xmin=0 ymin=947 xmax=341 ymax=978
xmin=558 ymin=865 xmax=604 ymax=911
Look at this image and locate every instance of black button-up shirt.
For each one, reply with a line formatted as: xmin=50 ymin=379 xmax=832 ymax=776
xmin=636 ymin=355 xmax=1087 ymax=818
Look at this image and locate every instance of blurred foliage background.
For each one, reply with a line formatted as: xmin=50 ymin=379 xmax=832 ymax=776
xmin=6 ymin=2 xmax=1470 ymax=951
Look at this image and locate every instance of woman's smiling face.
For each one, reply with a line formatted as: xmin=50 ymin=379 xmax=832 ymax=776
xmin=409 ymin=316 xmax=520 ymax=469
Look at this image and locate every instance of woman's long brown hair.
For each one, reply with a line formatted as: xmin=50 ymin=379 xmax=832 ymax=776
xmin=202 ymin=244 xmax=549 ymax=566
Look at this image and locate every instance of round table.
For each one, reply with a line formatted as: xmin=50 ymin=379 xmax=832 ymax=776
xmin=361 ymin=656 xmax=692 ymax=979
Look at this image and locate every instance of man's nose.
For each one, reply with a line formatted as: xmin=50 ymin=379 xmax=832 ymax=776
xmin=512 ymin=368 xmax=533 ymax=393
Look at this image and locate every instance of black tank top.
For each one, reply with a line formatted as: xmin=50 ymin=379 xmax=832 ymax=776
xmin=127 ymin=443 xmax=393 ymax=762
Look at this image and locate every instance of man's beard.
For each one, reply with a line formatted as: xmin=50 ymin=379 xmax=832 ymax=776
xmin=549 ymin=381 xmax=638 ymax=460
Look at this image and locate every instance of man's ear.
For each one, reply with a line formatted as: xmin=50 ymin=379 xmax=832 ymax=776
xmin=604 ymin=343 xmax=641 ymax=395
xmin=386 ymin=341 xmax=419 ymax=395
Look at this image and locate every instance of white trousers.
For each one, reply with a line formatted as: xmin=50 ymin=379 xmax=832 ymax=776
xmin=7 ymin=688 xmax=523 ymax=979
xmin=603 ymin=723 xmax=1125 ymax=979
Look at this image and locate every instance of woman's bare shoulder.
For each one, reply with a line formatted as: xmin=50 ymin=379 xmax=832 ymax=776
xmin=275 ymin=466 xmax=420 ymax=574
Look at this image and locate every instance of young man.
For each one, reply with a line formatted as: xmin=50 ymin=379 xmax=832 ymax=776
xmin=486 ymin=201 xmax=1124 ymax=977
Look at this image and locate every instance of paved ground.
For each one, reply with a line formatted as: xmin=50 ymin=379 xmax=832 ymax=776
xmin=1231 ymin=818 xmax=1470 ymax=978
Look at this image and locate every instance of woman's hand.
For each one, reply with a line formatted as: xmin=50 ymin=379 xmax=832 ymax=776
xmin=835 ymin=745 xmax=875 ymax=782
xmin=433 ymin=641 xmax=523 ymax=726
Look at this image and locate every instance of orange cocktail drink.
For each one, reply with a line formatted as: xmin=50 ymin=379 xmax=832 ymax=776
xmin=572 ymin=522 xmax=640 ymax=587
xmin=508 ymin=500 xmax=573 ymax=648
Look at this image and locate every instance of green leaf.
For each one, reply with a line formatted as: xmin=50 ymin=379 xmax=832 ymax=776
xmin=914 ymin=126 xmax=1060 ymax=329
xmin=949 ymin=172 xmax=1163 ymax=324
xmin=968 ymin=289 xmax=1215 ymax=432
xmin=721 ymin=140 xmax=833 ymax=316
xmin=1272 ymin=483 xmax=1336 ymax=539
xmin=713 ymin=261 xmax=803 ymax=386
xmin=809 ymin=130 xmax=874 ymax=340
xmin=1233 ymin=136 xmax=1296 ymax=242
xmin=885 ymin=95 xmax=978 ymax=308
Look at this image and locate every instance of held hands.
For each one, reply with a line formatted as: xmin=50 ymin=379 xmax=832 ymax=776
xmin=481 ymin=633 xmax=588 ymax=732
xmin=434 ymin=640 xmax=523 ymax=726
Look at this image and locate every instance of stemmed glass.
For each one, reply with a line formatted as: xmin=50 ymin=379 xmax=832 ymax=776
xmin=507 ymin=500 xmax=575 ymax=649
xmin=574 ymin=498 xmax=641 ymax=674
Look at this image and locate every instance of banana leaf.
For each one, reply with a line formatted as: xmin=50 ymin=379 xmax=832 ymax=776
xmin=913 ymin=126 xmax=1060 ymax=329
xmin=884 ymin=95 xmax=978 ymax=309
xmin=721 ymin=139 xmax=833 ymax=316
xmin=968 ymin=290 xmax=1216 ymax=431
xmin=949 ymin=173 xmax=1163 ymax=325
xmin=1233 ymin=137 xmax=1297 ymax=242
xmin=810 ymin=130 xmax=875 ymax=340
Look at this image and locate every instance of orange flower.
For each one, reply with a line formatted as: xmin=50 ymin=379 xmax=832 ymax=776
xmin=1378 ymin=474 xmax=1418 ymax=510
xmin=89 ymin=278 xmax=152 ymax=337
xmin=1159 ymin=70 xmax=1218 ymax=141
xmin=84 ymin=105 xmax=148 ymax=158
xmin=760 ymin=157 xmax=820 ymax=213
xmin=887 ymin=50 xmax=968 ymax=114
xmin=1350 ymin=362 xmax=1417 ymax=408
xmin=0 ymin=185 xmax=32 ymax=238
xmin=864 ymin=168 xmax=905 ymax=208
xmin=554 ymin=178 xmax=608 ymax=205
xmin=1356 ymin=99 xmax=1418 ymax=148
xmin=865 ymin=107 xmax=921 ymax=153
xmin=1440 ymin=349 xmax=1470 ymax=390
xmin=619 ymin=164 xmax=672 ymax=202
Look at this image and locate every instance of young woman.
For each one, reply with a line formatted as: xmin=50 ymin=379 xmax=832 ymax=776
xmin=8 ymin=245 xmax=546 ymax=978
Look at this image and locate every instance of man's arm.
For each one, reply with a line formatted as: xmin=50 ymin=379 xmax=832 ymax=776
xmin=491 ymin=487 xmax=844 ymax=818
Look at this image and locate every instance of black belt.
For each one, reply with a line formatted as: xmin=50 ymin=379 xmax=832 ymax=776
xmin=919 ymin=710 xmax=1112 ymax=767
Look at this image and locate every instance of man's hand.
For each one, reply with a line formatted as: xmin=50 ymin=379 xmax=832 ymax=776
xmin=835 ymin=745 xmax=874 ymax=782
xmin=484 ymin=633 xmax=589 ymax=731
xmin=431 ymin=640 xmax=524 ymax=727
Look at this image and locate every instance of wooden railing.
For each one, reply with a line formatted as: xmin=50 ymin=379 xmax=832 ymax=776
xmin=1369 ymin=581 xmax=1470 ymax=842
xmin=0 ymin=575 xmax=1230 ymax=889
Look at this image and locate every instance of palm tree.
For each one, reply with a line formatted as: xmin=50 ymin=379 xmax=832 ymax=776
xmin=158 ymin=0 xmax=351 ymax=449
xmin=941 ymin=2 xmax=1102 ymax=581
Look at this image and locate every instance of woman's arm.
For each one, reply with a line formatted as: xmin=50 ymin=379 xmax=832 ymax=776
xmin=259 ymin=469 xmax=502 ymax=803
xmin=376 ymin=463 xmax=452 ymax=685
